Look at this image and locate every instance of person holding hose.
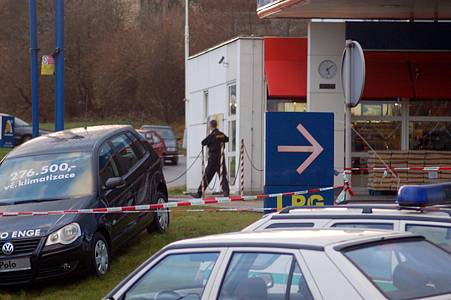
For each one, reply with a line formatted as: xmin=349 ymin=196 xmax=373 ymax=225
xmin=192 ymin=119 xmax=229 ymax=198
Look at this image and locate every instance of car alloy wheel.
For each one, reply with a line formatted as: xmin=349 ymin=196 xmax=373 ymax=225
xmin=157 ymin=197 xmax=169 ymax=231
xmin=93 ymin=234 xmax=109 ymax=276
xmin=148 ymin=192 xmax=170 ymax=233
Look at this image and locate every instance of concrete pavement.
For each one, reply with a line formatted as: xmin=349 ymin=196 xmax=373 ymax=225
xmin=163 ymin=155 xmax=186 ymax=188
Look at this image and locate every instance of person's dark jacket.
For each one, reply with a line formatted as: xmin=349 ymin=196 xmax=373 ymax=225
xmin=202 ymin=128 xmax=229 ymax=157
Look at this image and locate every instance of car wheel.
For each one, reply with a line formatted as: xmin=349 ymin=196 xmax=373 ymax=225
xmin=90 ymin=232 xmax=110 ymax=276
xmin=147 ymin=192 xmax=170 ymax=234
xmin=21 ymin=135 xmax=32 ymax=144
xmin=171 ymin=156 xmax=178 ymax=166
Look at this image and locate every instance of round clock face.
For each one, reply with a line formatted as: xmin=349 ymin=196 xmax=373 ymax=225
xmin=318 ymin=60 xmax=337 ymax=79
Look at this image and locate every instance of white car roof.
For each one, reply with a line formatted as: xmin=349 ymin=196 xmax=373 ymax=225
xmin=167 ymin=228 xmax=414 ymax=250
xmin=271 ymin=206 xmax=451 ymax=220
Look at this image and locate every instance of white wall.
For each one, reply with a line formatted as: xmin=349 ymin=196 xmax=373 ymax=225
xmin=238 ymin=39 xmax=265 ymax=193
xmin=307 ymin=22 xmax=346 ymax=185
xmin=186 ymin=38 xmax=265 ymax=194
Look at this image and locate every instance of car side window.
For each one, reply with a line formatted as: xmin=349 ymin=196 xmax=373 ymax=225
xmin=406 ymin=224 xmax=451 ymax=252
xmin=126 ymin=131 xmax=147 ymax=159
xmin=331 ymin=223 xmax=394 ymax=230
xmin=124 ymin=252 xmax=220 ymax=300
xmin=99 ymin=143 xmax=119 ymax=187
xmin=218 ymin=252 xmax=313 ymax=300
xmin=110 ymin=134 xmax=139 ymax=175
xmin=343 ymin=240 xmax=451 ymax=300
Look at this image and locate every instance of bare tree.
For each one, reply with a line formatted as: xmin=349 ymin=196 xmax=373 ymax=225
xmin=0 ymin=0 xmax=306 ymax=126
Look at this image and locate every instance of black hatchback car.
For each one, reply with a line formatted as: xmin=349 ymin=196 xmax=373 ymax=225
xmin=0 ymin=125 xmax=169 ymax=285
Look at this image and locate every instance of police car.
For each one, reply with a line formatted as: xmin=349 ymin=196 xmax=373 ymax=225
xmin=0 ymin=125 xmax=169 ymax=284
xmin=243 ymin=184 xmax=451 ymax=252
xmin=105 ymin=229 xmax=451 ymax=300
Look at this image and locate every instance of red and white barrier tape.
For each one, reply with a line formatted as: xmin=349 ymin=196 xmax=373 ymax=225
xmin=342 ymin=166 xmax=451 ymax=173
xmin=171 ymin=207 xmax=278 ymax=213
xmin=0 ymin=185 xmax=343 ymax=217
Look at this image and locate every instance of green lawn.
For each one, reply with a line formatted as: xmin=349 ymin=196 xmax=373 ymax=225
xmin=40 ymin=120 xmax=139 ymax=131
xmin=0 ymin=209 xmax=260 ymax=300
xmin=0 ymin=148 xmax=10 ymax=160
xmin=1 ymin=118 xmax=186 ymax=159
xmin=40 ymin=119 xmax=185 ymax=140
xmin=168 ymin=186 xmax=187 ymax=196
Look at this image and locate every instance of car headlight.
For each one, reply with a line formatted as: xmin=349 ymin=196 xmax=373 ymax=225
xmin=45 ymin=223 xmax=81 ymax=246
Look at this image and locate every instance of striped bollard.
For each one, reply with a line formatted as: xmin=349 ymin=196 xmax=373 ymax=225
xmin=219 ymin=143 xmax=225 ymax=189
xmin=240 ymin=139 xmax=245 ymax=196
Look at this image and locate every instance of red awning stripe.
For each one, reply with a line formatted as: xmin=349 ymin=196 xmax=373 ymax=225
xmin=363 ymin=51 xmax=451 ymax=100
xmin=412 ymin=61 xmax=451 ymax=99
xmin=362 ymin=53 xmax=414 ymax=99
xmin=264 ymin=37 xmax=308 ymax=99
xmin=264 ymin=37 xmax=451 ymax=100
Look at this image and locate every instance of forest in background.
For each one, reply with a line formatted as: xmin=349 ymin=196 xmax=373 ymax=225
xmin=0 ymin=0 xmax=306 ymax=124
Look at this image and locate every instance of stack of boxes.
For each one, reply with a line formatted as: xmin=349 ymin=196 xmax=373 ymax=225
xmin=368 ymin=150 xmax=451 ymax=193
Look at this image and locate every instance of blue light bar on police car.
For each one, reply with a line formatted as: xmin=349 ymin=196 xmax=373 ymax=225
xmin=397 ymin=183 xmax=451 ymax=207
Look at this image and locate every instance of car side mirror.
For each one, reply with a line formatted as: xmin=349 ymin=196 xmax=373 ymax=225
xmin=104 ymin=177 xmax=125 ymax=190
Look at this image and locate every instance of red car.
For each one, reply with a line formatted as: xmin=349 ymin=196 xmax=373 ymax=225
xmin=137 ymin=130 xmax=167 ymax=158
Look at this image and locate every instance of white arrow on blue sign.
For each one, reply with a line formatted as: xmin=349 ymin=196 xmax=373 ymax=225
xmin=265 ymin=112 xmax=334 ymax=187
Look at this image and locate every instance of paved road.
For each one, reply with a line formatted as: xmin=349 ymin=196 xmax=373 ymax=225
xmin=163 ymin=155 xmax=187 ymax=188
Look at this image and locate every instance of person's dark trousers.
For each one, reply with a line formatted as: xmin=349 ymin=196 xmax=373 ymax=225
xmin=197 ymin=155 xmax=230 ymax=197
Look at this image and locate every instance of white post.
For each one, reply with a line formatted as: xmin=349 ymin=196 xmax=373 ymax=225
xmin=345 ymin=41 xmax=352 ymax=194
xmin=184 ymin=0 xmax=190 ymax=187
xmin=184 ymin=0 xmax=189 ymax=66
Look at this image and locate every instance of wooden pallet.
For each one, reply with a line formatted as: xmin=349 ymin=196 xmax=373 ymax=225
xmin=367 ymin=150 xmax=451 ymax=192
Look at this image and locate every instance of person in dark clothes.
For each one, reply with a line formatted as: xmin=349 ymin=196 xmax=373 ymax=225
xmin=194 ymin=119 xmax=229 ymax=198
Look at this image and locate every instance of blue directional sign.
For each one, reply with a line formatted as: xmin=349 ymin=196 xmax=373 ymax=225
xmin=265 ymin=112 xmax=334 ymax=210
xmin=0 ymin=115 xmax=14 ymax=148
xmin=266 ymin=112 xmax=334 ymax=186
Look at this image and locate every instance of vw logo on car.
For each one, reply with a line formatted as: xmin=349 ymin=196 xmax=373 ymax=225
xmin=2 ymin=242 xmax=14 ymax=256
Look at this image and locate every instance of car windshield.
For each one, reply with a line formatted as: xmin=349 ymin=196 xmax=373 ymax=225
xmin=0 ymin=152 xmax=94 ymax=204
xmin=343 ymin=239 xmax=451 ymax=300
xmin=14 ymin=117 xmax=29 ymax=127
xmin=124 ymin=252 xmax=219 ymax=300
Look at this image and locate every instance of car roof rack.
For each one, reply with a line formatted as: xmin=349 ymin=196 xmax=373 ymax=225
xmin=277 ymin=204 xmax=451 ymax=217
xmin=337 ymin=199 xmax=397 ymax=205
xmin=278 ymin=205 xmax=396 ymax=214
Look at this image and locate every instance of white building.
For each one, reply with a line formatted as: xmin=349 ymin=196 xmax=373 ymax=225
xmin=186 ymin=37 xmax=265 ymax=194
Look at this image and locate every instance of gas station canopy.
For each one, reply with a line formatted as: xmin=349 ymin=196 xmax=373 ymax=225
xmin=257 ymin=0 xmax=451 ymax=20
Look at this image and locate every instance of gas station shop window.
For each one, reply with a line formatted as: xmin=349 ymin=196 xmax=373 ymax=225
xmin=229 ymin=120 xmax=236 ymax=152
xmin=228 ymin=85 xmax=237 ymax=115
xmin=267 ymin=99 xmax=306 ymax=112
xmin=409 ymin=100 xmax=451 ymax=116
xmin=351 ymin=102 xmax=402 ymax=117
xmin=229 ymin=156 xmax=236 ymax=183
xmin=352 ymin=121 xmax=402 ymax=152
xmin=409 ymin=121 xmax=451 ymax=151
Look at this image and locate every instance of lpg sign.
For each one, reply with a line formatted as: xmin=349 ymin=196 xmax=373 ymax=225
xmin=264 ymin=112 xmax=334 ymax=212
